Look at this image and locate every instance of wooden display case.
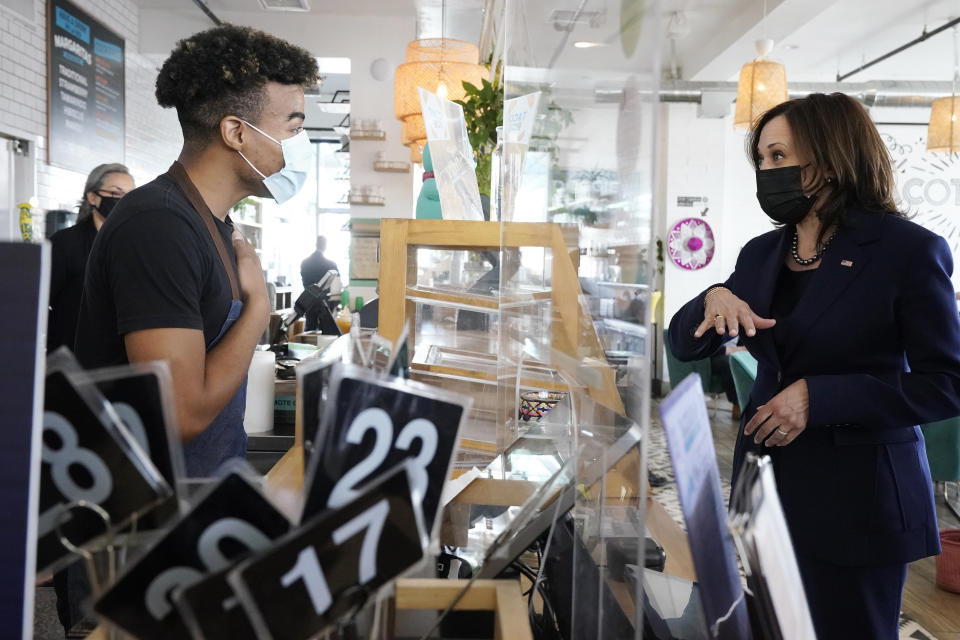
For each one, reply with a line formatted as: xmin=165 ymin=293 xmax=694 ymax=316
xmin=377 ymin=219 xmax=624 ymax=454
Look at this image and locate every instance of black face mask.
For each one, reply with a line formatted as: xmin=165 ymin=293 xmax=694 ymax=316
xmin=755 ymin=165 xmax=815 ymax=225
xmin=94 ymin=195 xmax=121 ymax=219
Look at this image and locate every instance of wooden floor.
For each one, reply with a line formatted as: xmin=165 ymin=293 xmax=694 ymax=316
xmin=704 ymin=402 xmax=960 ymax=640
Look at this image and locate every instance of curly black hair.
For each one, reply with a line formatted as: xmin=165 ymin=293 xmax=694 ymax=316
xmin=156 ymin=25 xmax=318 ymax=146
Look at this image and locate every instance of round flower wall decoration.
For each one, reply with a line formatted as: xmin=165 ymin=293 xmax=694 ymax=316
xmin=668 ymin=217 xmax=715 ymax=270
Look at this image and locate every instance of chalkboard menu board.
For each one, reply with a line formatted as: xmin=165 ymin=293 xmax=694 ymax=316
xmin=47 ymin=0 xmax=125 ymax=174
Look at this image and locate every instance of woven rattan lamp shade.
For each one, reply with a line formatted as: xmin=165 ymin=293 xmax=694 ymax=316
xmin=927 ymin=95 xmax=960 ymax=152
xmin=408 ymin=144 xmax=422 ymax=163
xmin=393 ymin=38 xmax=485 ymax=122
xmin=733 ymin=59 xmax=788 ymax=130
xmin=402 ymin=115 xmax=426 ymax=146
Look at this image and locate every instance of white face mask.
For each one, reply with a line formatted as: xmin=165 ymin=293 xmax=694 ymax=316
xmin=237 ymin=120 xmax=312 ymax=204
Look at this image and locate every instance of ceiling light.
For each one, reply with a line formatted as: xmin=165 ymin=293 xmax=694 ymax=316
xmin=927 ymin=98 xmax=960 ymax=154
xmin=666 ymin=11 xmax=691 ymax=40
xmin=393 ymin=39 xmax=485 ymax=153
xmin=927 ymin=26 xmax=960 ymax=153
xmin=257 ymin=0 xmax=309 ymax=11
xmin=733 ymin=2 xmax=788 ymax=130
xmin=574 ymin=41 xmax=606 ymax=48
xmin=733 ymin=55 xmax=787 ymax=131
xmin=551 ymin=9 xmax=606 ymax=31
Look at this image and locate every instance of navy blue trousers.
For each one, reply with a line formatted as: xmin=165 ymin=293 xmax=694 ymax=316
xmin=796 ymin=554 xmax=907 ymax=640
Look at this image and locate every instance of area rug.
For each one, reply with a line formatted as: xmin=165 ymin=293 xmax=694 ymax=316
xmin=646 ymin=417 xmax=731 ymax=533
xmin=899 ymin=615 xmax=939 ymax=639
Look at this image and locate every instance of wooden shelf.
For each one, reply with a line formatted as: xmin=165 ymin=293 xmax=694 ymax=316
xmin=405 ymin=286 xmax=498 ymax=311
xmin=378 ymin=219 xmax=625 ymax=426
xmin=394 ymin=579 xmax=533 ymax=640
xmin=350 ymin=130 xmax=386 ymax=141
xmin=373 ymin=160 xmax=410 ymax=173
xmin=348 ymin=195 xmax=385 ymax=206
xmin=412 ymin=362 xmax=566 ymax=393
xmin=405 ymin=286 xmax=552 ymax=312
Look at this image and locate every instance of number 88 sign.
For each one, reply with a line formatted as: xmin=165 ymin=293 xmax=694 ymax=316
xmin=36 ymin=367 xmax=171 ymax=577
xmin=302 ymin=364 xmax=472 ymax=538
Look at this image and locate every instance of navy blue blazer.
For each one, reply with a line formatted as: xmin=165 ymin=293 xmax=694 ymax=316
xmin=669 ymin=210 xmax=960 ymax=566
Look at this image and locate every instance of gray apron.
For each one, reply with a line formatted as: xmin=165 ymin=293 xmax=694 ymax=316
xmin=168 ymin=162 xmax=248 ymax=477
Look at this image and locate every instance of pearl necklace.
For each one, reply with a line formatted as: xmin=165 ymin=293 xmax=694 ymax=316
xmin=791 ymin=228 xmax=836 ymax=266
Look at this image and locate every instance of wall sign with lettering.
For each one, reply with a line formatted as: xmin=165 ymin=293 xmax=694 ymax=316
xmin=229 ymin=464 xmax=426 ymax=640
xmin=37 ymin=351 xmax=170 ymax=578
xmin=47 ymin=0 xmax=125 ymax=174
xmin=93 ymin=473 xmax=291 ymax=640
xmin=302 ymin=364 xmax=471 ymax=540
xmin=350 ymin=235 xmax=380 ymax=280
xmin=880 ymin=127 xmax=960 ymax=288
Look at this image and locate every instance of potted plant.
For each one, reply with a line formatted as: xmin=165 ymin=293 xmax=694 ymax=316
xmin=456 ymin=60 xmax=573 ymax=204
xmin=454 ymin=60 xmax=503 ymax=200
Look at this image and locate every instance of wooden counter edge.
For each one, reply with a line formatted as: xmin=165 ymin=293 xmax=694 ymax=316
xmin=394 ymin=578 xmax=532 ymax=640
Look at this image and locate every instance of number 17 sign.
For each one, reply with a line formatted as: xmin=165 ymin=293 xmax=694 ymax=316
xmin=229 ymin=463 xmax=425 ymax=639
xmin=302 ymin=363 xmax=472 ymax=539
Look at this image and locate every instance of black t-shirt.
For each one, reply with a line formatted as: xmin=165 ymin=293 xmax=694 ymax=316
xmin=75 ymin=173 xmax=239 ymax=368
xmin=48 ymin=216 xmax=97 ymax=351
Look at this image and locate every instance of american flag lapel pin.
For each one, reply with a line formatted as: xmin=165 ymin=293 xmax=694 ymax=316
xmin=840 ymin=259 xmax=854 ymax=267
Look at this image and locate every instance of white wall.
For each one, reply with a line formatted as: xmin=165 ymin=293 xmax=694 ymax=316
xmin=660 ymin=103 xmax=774 ymax=325
xmin=0 ymin=0 xmax=182 ymax=217
xmin=137 ymin=9 xmax=417 ymax=226
xmin=663 ymin=101 xmax=822 ymax=327
xmin=661 ymin=101 xmax=960 ymax=332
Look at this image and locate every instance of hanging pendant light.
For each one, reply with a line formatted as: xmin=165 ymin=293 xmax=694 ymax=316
xmin=393 ymin=38 xmax=485 ymax=160
xmin=733 ymin=38 xmax=788 ymax=130
xmin=733 ymin=0 xmax=788 ymax=130
xmin=409 ymin=143 xmax=423 ymax=163
xmin=927 ymin=27 xmax=960 ymax=153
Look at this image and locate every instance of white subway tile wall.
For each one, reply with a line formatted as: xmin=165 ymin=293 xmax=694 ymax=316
xmin=0 ymin=0 xmax=182 ymax=210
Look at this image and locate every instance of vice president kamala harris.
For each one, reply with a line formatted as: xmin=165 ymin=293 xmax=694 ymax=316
xmin=669 ymin=93 xmax=960 ymax=639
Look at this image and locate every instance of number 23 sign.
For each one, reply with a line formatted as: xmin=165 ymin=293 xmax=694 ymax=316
xmin=302 ymin=363 xmax=472 ymax=538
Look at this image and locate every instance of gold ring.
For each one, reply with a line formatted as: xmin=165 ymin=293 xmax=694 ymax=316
xmin=775 ymin=428 xmax=788 ymax=437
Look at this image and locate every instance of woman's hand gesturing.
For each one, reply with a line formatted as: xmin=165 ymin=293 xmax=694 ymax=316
xmin=745 ymin=380 xmax=809 ymax=446
xmin=694 ymin=287 xmax=776 ymax=339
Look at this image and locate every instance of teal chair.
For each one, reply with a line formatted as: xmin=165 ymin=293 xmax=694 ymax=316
xmin=920 ymin=417 xmax=960 ymax=518
xmin=729 ymin=350 xmax=759 ymax=414
xmin=662 ymin=329 xmax=726 ymax=411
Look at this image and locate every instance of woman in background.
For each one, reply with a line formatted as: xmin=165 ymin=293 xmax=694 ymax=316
xmin=48 ymin=163 xmax=134 ymax=351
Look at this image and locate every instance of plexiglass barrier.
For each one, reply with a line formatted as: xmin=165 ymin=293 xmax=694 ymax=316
xmin=424 ymin=1 xmax=660 ymax=638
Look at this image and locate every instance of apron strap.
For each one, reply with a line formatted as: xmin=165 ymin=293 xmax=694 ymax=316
xmin=166 ymin=161 xmax=241 ymax=301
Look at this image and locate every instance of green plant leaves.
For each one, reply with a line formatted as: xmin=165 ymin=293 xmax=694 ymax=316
xmin=456 ymin=67 xmax=503 ymax=195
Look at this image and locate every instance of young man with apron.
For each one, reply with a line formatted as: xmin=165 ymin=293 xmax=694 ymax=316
xmin=75 ymin=26 xmax=316 ymax=477
xmin=64 ymin=26 xmax=317 ymax=635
